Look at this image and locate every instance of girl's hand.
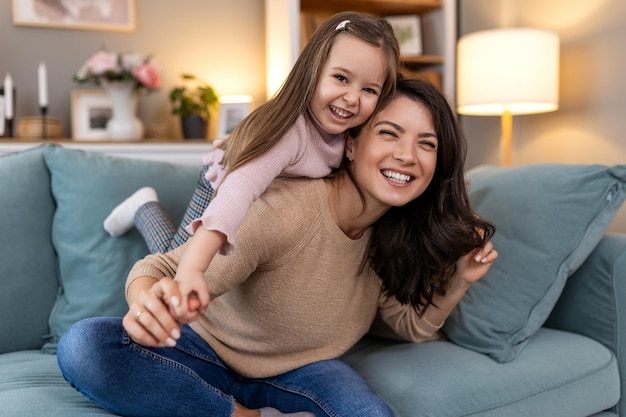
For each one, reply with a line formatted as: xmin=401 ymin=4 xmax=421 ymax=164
xmin=172 ymin=270 xmax=210 ymax=323
xmin=122 ymin=277 xmax=183 ymax=347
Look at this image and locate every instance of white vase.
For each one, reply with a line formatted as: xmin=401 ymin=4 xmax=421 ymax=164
xmin=104 ymin=81 xmax=144 ymax=141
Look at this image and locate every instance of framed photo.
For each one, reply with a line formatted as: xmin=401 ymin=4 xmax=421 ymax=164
xmin=71 ymin=89 xmax=113 ymax=141
xmin=216 ymin=96 xmax=252 ymax=139
xmin=385 ymin=15 xmax=423 ymax=56
xmin=12 ymin=0 xmax=135 ymax=32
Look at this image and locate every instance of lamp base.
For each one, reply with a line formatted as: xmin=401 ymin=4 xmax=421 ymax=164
xmin=500 ymin=110 xmax=512 ymax=167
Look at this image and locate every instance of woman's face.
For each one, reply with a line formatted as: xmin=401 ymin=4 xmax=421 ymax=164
xmin=346 ymin=95 xmax=438 ymax=209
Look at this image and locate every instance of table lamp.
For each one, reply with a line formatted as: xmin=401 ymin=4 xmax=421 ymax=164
xmin=456 ymin=28 xmax=559 ymax=166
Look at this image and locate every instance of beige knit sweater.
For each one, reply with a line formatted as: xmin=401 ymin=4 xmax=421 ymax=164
xmin=127 ymin=177 xmax=440 ymax=378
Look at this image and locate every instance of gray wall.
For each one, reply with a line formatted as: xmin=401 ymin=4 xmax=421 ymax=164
xmin=0 ymin=0 xmax=265 ymax=139
xmin=459 ymin=0 xmax=626 ymax=232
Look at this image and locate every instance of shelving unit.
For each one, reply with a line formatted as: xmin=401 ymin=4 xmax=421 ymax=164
xmin=300 ymin=0 xmax=442 ymax=15
xmin=298 ymin=0 xmax=456 ymax=101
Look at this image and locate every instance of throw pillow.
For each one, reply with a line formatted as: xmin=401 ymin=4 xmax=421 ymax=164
xmin=442 ymin=163 xmax=626 ymax=362
xmin=0 ymin=146 xmax=58 ymax=353
xmin=44 ymin=144 xmax=200 ymax=351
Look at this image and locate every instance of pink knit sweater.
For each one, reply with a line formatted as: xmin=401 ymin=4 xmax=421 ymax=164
xmin=187 ymin=112 xmax=345 ymax=255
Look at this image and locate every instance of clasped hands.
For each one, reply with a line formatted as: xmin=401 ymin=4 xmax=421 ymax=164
xmin=122 ymin=273 xmax=210 ymax=348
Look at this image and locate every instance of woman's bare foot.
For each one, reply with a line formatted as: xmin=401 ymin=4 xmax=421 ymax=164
xmin=233 ymin=402 xmax=260 ymax=417
xmin=232 ymin=402 xmax=315 ymax=417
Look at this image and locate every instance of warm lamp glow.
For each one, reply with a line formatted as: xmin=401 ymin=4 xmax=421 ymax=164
xmin=219 ymin=95 xmax=253 ymax=104
xmin=265 ymin=0 xmax=299 ymax=100
xmin=457 ymin=28 xmax=560 ymax=165
xmin=457 ymin=28 xmax=559 ymax=115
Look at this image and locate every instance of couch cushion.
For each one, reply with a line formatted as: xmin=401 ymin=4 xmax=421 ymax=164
xmin=443 ymin=164 xmax=626 ymax=362
xmin=0 ymin=350 xmax=119 ymax=416
xmin=0 ymin=146 xmax=58 ymax=354
xmin=44 ymin=144 xmax=200 ymax=350
xmin=343 ymin=328 xmax=620 ymax=417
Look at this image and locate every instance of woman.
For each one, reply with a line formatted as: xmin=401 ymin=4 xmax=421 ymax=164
xmin=57 ymin=77 xmax=497 ymax=417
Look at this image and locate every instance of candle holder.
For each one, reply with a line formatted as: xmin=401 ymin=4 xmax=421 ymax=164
xmin=5 ymin=118 xmax=13 ymax=138
xmin=40 ymin=106 xmax=48 ymax=139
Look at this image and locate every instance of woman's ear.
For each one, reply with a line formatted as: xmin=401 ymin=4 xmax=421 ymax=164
xmin=345 ymin=136 xmax=355 ymax=161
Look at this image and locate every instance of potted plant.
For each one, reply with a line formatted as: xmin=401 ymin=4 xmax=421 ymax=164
xmin=169 ymin=73 xmax=218 ymax=139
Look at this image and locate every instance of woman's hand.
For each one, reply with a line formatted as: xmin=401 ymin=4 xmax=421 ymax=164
xmin=454 ymin=239 xmax=498 ymax=288
xmin=123 ymin=277 xmax=188 ymax=347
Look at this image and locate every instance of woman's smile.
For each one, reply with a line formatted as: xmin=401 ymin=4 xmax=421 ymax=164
xmin=381 ymin=169 xmax=414 ymax=185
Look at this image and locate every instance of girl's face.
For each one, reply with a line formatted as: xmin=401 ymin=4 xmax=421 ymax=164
xmin=310 ymin=34 xmax=387 ymax=135
xmin=346 ymin=95 xmax=438 ymax=209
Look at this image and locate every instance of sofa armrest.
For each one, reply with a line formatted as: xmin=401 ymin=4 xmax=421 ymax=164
xmin=546 ymin=233 xmax=626 ymax=415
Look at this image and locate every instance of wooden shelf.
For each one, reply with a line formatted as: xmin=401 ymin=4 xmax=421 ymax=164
xmin=0 ymin=137 xmax=211 ymax=144
xmin=402 ymin=54 xmax=444 ymax=65
xmin=300 ymin=0 xmax=442 ymax=15
xmin=0 ymin=138 xmax=212 ymax=165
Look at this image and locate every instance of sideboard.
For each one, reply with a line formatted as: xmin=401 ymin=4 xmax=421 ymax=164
xmin=0 ymin=139 xmax=211 ymax=165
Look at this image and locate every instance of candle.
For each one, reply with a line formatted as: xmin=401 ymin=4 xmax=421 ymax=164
xmin=3 ymin=73 xmax=13 ymax=120
xmin=38 ymin=62 xmax=48 ymax=108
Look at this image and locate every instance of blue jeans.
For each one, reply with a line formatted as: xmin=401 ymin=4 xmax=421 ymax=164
xmin=57 ymin=317 xmax=393 ymax=417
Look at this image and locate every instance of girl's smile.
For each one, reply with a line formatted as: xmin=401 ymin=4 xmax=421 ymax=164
xmin=310 ymin=34 xmax=387 ymax=135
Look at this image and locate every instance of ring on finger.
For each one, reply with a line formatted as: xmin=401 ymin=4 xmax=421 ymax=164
xmin=135 ymin=310 xmax=144 ymax=320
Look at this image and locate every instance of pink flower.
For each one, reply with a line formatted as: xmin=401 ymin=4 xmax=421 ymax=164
xmin=75 ymin=49 xmax=161 ymax=93
xmin=132 ymin=63 xmax=161 ymax=89
xmin=86 ymin=51 xmax=119 ymax=75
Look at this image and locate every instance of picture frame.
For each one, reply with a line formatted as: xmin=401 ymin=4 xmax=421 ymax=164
xmin=216 ymin=97 xmax=252 ymax=139
xmin=12 ymin=0 xmax=135 ymax=32
xmin=71 ymin=89 xmax=113 ymax=141
xmin=385 ymin=15 xmax=423 ymax=56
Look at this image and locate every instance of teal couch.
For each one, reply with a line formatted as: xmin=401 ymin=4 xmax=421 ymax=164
xmin=1 ymin=143 xmax=625 ymax=417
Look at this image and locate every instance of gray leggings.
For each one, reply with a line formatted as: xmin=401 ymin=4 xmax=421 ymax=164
xmin=134 ymin=166 xmax=214 ymax=254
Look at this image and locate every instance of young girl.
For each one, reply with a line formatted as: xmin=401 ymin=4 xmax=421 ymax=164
xmin=104 ymin=11 xmax=400 ymax=317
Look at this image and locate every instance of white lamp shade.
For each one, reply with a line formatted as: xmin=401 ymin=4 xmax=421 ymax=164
xmin=457 ymin=28 xmax=559 ymax=116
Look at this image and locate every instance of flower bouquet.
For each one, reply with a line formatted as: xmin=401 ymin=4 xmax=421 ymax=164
xmin=74 ymin=50 xmax=161 ymax=92
xmin=74 ymin=49 xmax=161 ymax=140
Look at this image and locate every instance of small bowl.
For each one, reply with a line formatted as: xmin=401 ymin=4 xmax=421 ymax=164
xmin=17 ymin=116 xmax=63 ymax=139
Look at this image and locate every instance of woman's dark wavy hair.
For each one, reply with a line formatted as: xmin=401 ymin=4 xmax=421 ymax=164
xmin=350 ymin=75 xmax=495 ymax=315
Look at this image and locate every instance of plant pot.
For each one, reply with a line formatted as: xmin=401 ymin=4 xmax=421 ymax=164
xmin=181 ymin=115 xmax=207 ymax=139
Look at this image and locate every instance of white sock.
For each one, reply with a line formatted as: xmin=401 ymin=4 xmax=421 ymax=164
xmin=103 ymin=187 xmax=158 ymax=237
xmin=259 ymin=407 xmax=315 ymax=417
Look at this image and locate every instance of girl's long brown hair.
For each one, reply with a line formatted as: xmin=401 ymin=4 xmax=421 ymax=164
xmin=219 ymin=11 xmax=399 ymax=179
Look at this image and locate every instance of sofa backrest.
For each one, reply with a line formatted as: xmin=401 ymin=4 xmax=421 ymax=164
xmin=0 ymin=144 xmax=202 ymax=354
xmin=0 ymin=146 xmax=58 ymax=353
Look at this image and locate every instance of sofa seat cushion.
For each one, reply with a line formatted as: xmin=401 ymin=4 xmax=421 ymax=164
xmin=0 ymin=350 xmax=118 ymax=416
xmin=342 ymin=328 xmax=620 ymax=417
xmin=0 ymin=146 xmax=58 ymax=354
